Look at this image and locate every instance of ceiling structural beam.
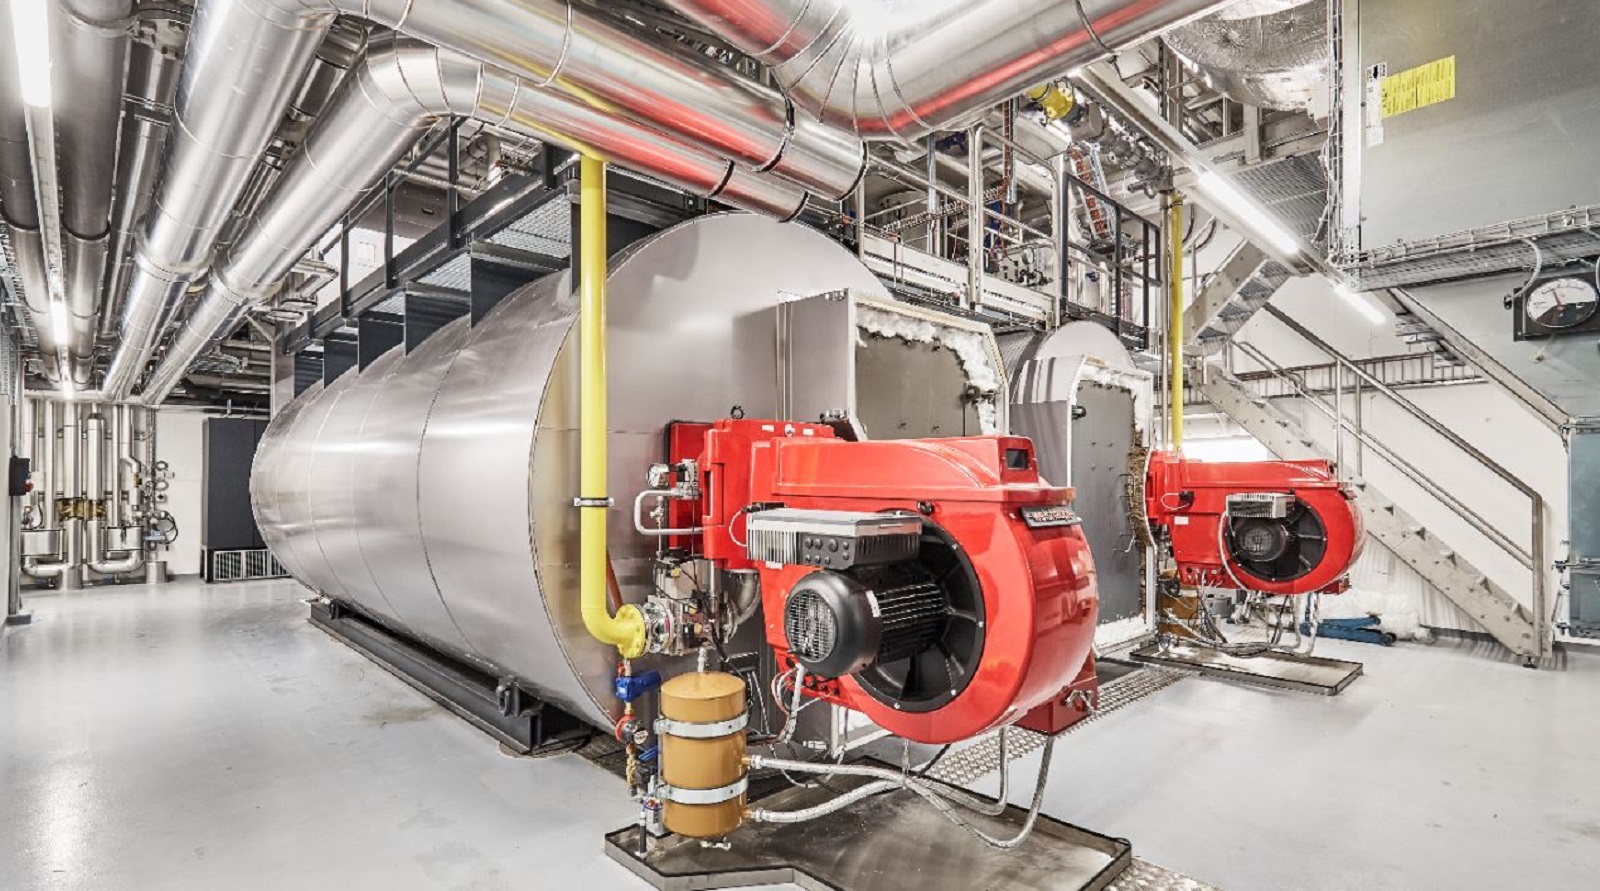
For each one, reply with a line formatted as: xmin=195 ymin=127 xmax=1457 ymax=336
xmin=1076 ymin=63 xmax=1317 ymax=272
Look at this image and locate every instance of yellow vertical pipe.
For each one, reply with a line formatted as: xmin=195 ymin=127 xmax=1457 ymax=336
xmin=579 ymin=156 xmax=647 ymax=659
xmin=1168 ymin=192 xmax=1185 ymax=450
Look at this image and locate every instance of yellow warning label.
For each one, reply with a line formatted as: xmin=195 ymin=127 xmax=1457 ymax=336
xmin=1381 ymin=56 xmax=1456 ymax=118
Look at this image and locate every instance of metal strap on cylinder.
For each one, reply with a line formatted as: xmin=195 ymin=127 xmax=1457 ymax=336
xmin=659 ymin=776 xmax=749 ymax=806
xmin=655 ymin=713 xmax=748 ymax=739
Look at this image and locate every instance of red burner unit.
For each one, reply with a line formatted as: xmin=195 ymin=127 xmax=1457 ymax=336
xmin=673 ymin=419 xmax=1101 ymax=744
xmin=1144 ymin=451 xmax=1364 ymax=596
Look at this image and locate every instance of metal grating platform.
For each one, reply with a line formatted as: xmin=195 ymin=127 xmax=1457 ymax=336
xmin=927 ymin=663 xmax=1186 ymax=787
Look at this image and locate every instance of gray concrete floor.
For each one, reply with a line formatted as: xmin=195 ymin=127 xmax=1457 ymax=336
xmin=4 ymin=578 xmax=1600 ymax=890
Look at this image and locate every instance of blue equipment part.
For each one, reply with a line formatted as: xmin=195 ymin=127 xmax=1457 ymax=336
xmin=614 ymin=670 xmax=664 ymax=703
xmin=1302 ymin=616 xmax=1396 ymax=647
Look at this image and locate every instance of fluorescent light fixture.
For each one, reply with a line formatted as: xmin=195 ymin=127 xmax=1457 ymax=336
xmin=1334 ymin=282 xmax=1387 ymax=325
xmin=9 ymin=0 xmax=52 ymax=108
xmin=49 ymin=300 xmax=68 ymax=344
xmin=1194 ymin=170 xmax=1301 ymax=257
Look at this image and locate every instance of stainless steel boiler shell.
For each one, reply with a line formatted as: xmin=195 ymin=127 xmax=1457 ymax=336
xmin=253 ymin=214 xmax=890 ymax=727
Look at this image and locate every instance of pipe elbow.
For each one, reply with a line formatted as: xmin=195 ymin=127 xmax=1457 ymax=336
xmin=22 ymin=557 xmax=67 ymax=579
xmin=360 ymin=36 xmax=485 ymax=122
xmin=89 ymin=552 xmax=145 ymax=576
xmin=582 ymin=601 xmax=648 ymax=661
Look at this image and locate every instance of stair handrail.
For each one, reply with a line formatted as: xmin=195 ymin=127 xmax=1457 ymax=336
xmin=1230 ymin=307 xmax=1547 ymax=649
xmin=1228 ymin=340 xmax=1531 ymax=569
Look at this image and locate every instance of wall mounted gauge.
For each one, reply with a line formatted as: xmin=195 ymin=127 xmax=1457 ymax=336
xmin=1526 ymin=276 xmax=1598 ymax=328
xmin=1513 ymin=267 xmax=1600 ymax=340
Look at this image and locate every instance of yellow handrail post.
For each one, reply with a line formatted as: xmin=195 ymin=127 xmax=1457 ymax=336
xmin=578 ymin=155 xmax=647 ymax=659
xmin=1168 ymin=192 xmax=1185 ymax=450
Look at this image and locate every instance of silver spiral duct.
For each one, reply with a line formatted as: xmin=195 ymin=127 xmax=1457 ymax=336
xmin=658 ymin=0 xmax=1234 ymax=140
xmin=139 ymin=37 xmax=813 ymax=404
xmin=1162 ymin=0 xmax=1329 ymax=111
xmin=100 ymin=0 xmax=336 ymax=399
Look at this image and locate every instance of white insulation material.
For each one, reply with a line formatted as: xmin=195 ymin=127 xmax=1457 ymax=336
xmin=855 ymin=304 xmax=1002 ymax=433
xmin=1318 ymin=544 xmax=1481 ymax=640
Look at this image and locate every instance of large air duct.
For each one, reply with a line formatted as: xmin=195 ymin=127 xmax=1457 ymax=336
xmin=100 ymin=0 xmax=336 ymax=399
xmin=659 ymin=0 xmax=1235 ymax=140
xmin=1162 ymin=0 xmax=1329 ymax=112
xmin=140 ymin=37 xmax=814 ymax=404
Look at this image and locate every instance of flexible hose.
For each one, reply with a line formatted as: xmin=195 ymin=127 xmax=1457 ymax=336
xmin=750 ymin=737 xmax=1058 ymax=850
xmin=748 ymin=780 xmax=901 ymax=824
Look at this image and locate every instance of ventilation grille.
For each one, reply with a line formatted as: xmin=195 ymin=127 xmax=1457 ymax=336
xmin=211 ymin=549 xmax=288 ymax=582
xmin=784 ymin=588 xmax=838 ymax=664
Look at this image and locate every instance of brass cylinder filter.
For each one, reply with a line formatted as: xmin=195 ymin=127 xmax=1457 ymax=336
xmin=658 ymin=670 xmax=748 ymax=839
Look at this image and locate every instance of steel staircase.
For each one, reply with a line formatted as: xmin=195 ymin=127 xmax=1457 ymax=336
xmin=1197 ymin=353 xmax=1548 ymax=661
xmin=1184 ymin=241 xmax=1295 ymax=356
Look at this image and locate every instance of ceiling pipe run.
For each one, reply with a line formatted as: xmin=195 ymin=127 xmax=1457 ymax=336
xmin=99 ymin=39 xmax=182 ymax=342
xmin=139 ymin=37 xmax=813 ymax=404
xmin=658 ymin=0 xmax=1236 ymax=140
xmin=99 ymin=0 xmax=336 ymax=399
xmin=107 ymin=0 xmax=874 ymax=398
xmin=0 ymin=6 xmax=56 ymax=376
xmin=55 ymin=0 xmax=134 ymax=375
xmin=239 ymin=0 xmax=867 ymax=200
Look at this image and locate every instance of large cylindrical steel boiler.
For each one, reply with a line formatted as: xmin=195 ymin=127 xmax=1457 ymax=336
xmin=252 ymin=214 xmax=890 ymax=728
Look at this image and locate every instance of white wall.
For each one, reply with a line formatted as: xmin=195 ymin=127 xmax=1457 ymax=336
xmin=154 ymin=411 xmax=205 ymax=577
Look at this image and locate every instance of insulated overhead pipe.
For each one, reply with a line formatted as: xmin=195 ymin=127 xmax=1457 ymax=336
xmin=55 ymin=0 xmax=135 ymax=375
xmin=139 ymin=38 xmax=813 ymax=405
xmin=182 ymin=0 xmax=866 ymax=202
xmin=659 ymin=0 xmax=1235 ymax=141
xmin=100 ymin=40 xmax=182 ymax=342
xmin=100 ymin=0 xmax=336 ymax=399
xmin=0 ymin=5 xmax=56 ymax=372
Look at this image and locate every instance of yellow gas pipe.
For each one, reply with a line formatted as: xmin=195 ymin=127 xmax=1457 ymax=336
xmin=578 ymin=155 xmax=648 ymax=659
xmin=1167 ymin=192 xmax=1185 ymax=450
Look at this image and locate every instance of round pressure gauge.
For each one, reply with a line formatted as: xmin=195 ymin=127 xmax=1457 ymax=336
xmin=1524 ymin=276 xmax=1600 ymax=329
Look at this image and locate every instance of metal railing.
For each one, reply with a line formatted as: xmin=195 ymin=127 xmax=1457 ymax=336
xmin=855 ymin=119 xmax=1160 ymax=344
xmin=1189 ymin=352 xmax=1482 ymax=402
xmin=1223 ymin=307 xmax=1547 ymax=652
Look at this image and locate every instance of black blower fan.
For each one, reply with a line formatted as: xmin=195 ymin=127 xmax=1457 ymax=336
xmin=1224 ymin=498 xmax=1329 ymax=584
xmin=782 ymin=523 xmax=986 ymax=712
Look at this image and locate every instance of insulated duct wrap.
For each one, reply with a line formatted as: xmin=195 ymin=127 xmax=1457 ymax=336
xmin=251 ymin=214 xmax=890 ymax=726
xmin=1162 ymin=0 xmax=1329 ymax=112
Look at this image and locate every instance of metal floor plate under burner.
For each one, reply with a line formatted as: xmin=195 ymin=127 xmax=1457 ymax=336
xmin=606 ymin=771 xmax=1132 ymax=891
xmin=1130 ymin=641 xmax=1363 ymax=695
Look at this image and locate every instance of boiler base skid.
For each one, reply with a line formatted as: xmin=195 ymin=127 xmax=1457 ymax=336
xmin=1130 ymin=640 xmax=1364 ymax=696
xmin=605 ymin=766 xmax=1133 ymax=891
xmin=308 ymin=600 xmax=590 ymax=754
